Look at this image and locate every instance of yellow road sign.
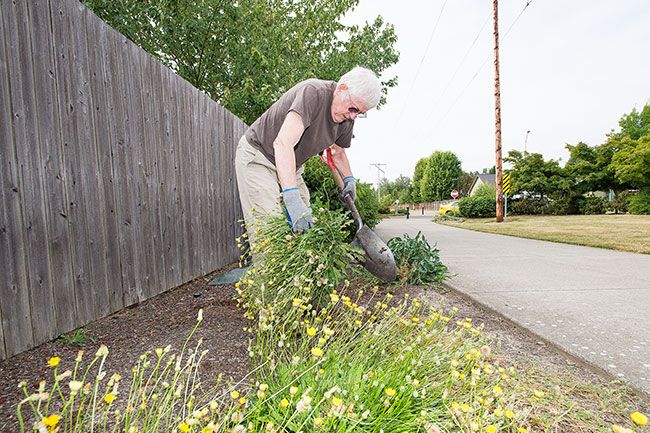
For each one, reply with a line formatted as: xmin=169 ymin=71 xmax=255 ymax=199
xmin=502 ymin=173 xmax=511 ymax=194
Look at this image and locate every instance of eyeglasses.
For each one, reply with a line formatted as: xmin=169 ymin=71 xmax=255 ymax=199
xmin=347 ymin=92 xmax=367 ymax=118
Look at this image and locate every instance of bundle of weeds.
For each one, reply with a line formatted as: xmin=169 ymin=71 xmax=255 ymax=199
xmin=236 ymin=207 xmax=365 ymax=367
xmin=387 ymin=232 xmax=448 ymax=286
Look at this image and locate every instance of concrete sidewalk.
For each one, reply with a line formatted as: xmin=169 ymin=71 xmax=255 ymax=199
xmin=375 ymin=216 xmax=650 ymax=394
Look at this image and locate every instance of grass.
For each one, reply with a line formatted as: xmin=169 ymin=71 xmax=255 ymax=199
xmin=56 ymin=328 xmax=96 ymax=348
xmin=438 ymin=214 xmax=650 ymax=254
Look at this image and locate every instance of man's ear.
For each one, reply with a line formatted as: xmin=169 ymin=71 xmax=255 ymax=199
xmin=336 ymin=83 xmax=348 ymax=92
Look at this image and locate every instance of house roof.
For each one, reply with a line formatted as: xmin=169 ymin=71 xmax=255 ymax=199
xmin=477 ymin=173 xmax=496 ymax=187
xmin=468 ymin=173 xmax=496 ymax=194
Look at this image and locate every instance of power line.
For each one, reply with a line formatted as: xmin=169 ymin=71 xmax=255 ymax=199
xmin=411 ymin=12 xmax=491 ymax=145
xmin=393 ymin=0 xmax=448 ymax=126
xmin=414 ymin=0 xmax=534 ymax=144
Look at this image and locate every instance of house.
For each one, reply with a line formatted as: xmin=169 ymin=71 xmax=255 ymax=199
xmin=468 ymin=173 xmax=496 ymax=196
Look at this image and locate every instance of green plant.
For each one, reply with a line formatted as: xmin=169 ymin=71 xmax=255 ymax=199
xmin=458 ymin=195 xmax=496 ymax=218
xmin=628 ymin=190 xmax=650 ymax=214
xmin=387 ymin=232 xmax=448 ymax=286
xmin=579 ymin=196 xmax=607 ymax=215
xmin=56 ymin=328 xmax=96 ymax=348
xmin=509 ymin=197 xmax=549 ymax=215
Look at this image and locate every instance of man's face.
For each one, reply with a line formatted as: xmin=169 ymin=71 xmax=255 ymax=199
xmin=331 ymin=84 xmax=369 ymax=123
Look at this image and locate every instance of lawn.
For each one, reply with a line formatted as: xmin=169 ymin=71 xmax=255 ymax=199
xmin=439 ymin=214 xmax=650 ymax=254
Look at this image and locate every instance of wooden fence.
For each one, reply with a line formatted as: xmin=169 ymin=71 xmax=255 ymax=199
xmin=0 ymin=0 xmax=247 ymax=359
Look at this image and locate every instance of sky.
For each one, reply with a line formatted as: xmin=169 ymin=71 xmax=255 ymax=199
xmin=341 ymin=0 xmax=650 ymax=187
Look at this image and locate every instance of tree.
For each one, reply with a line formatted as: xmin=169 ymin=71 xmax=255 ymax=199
xmin=608 ymin=104 xmax=650 ymax=141
xmin=611 ymin=136 xmax=650 ymax=189
xmin=379 ymin=175 xmax=411 ymax=203
xmin=505 ymin=151 xmax=570 ymax=199
xmin=420 ymin=151 xmax=463 ymax=202
xmin=410 ymin=158 xmax=428 ymax=203
xmin=84 ymin=0 xmax=399 ymax=124
xmin=564 ymin=142 xmax=619 ymax=194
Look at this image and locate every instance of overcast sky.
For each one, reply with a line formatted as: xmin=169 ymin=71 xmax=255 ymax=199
xmin=341 ymin=0 xmax=650 ymax=187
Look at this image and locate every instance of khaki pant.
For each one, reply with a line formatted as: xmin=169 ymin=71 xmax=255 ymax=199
xmin=234 ymin=136 xmax=310 ymax=242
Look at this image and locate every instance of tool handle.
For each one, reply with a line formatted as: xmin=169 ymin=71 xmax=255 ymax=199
xmin=320 ymin=149 xmax=363 ymax=229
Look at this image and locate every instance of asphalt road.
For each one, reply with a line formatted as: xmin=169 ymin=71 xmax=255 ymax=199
xmin=375 ymin=215 xmax=650 ymax=395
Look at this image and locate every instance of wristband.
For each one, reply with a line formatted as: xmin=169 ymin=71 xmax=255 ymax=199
xmin=343 ymin=176 xmax=355 ymax=183
xmin=282 ymin=187 xmax=299 ymax=193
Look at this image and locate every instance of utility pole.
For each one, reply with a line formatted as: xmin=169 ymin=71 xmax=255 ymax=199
xmin=370 ymin=163 xmax=386 ymax=202
xmin=493 ymin=0 xmax=504 ymax=223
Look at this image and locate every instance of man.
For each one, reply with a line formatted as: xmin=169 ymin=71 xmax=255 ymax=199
xmin=235 ymin=66 xmax=381 ymax=237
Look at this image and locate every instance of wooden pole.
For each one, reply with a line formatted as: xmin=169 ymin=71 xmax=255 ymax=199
xmin=493 ymin=0 xmax=504 ymax=222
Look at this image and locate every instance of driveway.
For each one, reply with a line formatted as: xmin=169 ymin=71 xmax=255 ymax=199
xmin=375 ymin=215 xmax=650 ymax=394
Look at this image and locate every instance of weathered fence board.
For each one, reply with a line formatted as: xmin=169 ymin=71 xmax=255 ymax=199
xmin=0 ymin=0 xmax=246 ymax=359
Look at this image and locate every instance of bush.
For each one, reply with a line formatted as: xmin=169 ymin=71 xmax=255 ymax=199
xmin=304 ymin=156 xmax=380 ymax=233
xmin=474 ymin=183 xmax=496 ymax=198
xmin=546 ymin=194 xmax=582 ymax=215
xmin=387 ymin=232 xmax=448 ymax=286
xmin=579 ymin=196 xmax=607 ymax=214
xmin=509 ymin=197 xmax=549 ymax=215
xmin=608 ymin=191 xmax=631 ymax=214
xmin=629 ymin=190 xmax=650 ymax=214
xmin=378 ymin=194 xmax=394 ymax=214
xmin=458 ymin=195 xmax=496 ymax=218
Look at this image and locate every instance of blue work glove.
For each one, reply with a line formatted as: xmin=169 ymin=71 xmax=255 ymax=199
xmin=282 ymin=188 xmax=313 ymax=233
xmin=339 ymin=176 xmax=357 ymax=202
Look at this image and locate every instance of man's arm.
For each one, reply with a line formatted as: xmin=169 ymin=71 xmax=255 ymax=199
xmin=273 ymin=111 xmax=305 ymax=189
xmin=329 ymin=144 xmax=353 ymax=178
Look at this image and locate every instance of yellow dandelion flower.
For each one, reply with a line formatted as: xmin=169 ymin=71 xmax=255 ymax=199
xmin=385 ymin=388 xmax=396 ymax=397
xmin=332 ymin=397 xmax=343 ymax=406
xmin=517 ymin=428 xmax=527 ymax=433
xmin=318 ymin=368 xmax=325 ymax=375
xmin=104 ymin=393 xmax=116 ymax=404
xmin=42 ymin=414 xmax=61 ymax=429
xmin=494 ymin=408 xmax=504 ymax=417
xmin=238 ymin=397 xmax=247 ymax=405
xmin=178 ymin=423 xmax=190 ymax=433
xmin=230 ymin=390 xmax=239 ymax=399
xmin=612 ymin=426 xmax=634 ymax=433
xmin=280 ymin=398 xmax=289 ymax=408
xmin=47 ymin=357 xmax=60 ymax=368
xmin=307 ymin=327 xmax=317 ymax=337
xmin=485 ymin=426 xmax=497 ymax=433
xmin=631 ymin=412 xmax=648 ymax=426
xmin=505 ymin=410 xmax=515 ymax=419
xmin=314 ymin=417 xmax=324 ymax=428
xmin=493 ymin=385 xmax=503 ymax=396
xmin=311 ymin=347 xmax=323 ymax=358
xmin=532 ymin=389 xmax=545 ymax=398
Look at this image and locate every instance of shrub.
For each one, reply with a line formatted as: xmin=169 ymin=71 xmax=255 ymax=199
xmin=579 ymin=196 xmax=607 ymax=214
xmin=509 ymin=197 xmax=549 ymax=215
xmin=546 ymin=194 xmax=582 ymax=215
xmin=608 ymin=191 xmax=631 ymax=214
xmin=458 ymin=195 xmax=496 ymax=218
xmin=378 ymin=194 xmax=394 ymax=214
xmin=387 ymin=232 xmax=448 ymax=286
xmin=474 ymin=183 xmax=496 ymax=198
xmin=629 ymin=190 xmax=650 ymax=214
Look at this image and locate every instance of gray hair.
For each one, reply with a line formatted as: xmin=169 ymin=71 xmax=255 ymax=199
xmin=338 ymin=66 xmax=381 ymax=109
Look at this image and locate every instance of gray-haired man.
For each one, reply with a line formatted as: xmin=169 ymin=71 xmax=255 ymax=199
xmin=235 ymin=67 xmax=381 ymax=238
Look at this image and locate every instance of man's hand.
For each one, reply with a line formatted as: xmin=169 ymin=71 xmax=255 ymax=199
xmin=282 ymin=188 xmax=313 ymax=233
xmin=339 ymin=176 xmax=357 ymax=202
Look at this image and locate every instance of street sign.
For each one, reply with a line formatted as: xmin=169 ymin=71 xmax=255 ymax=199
xmin=451 ymin=189 xmax=459 ymax=199
xmin=502 ymin=173 xmax=511 ymax=195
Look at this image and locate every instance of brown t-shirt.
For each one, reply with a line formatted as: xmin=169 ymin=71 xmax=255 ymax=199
xmin=245 ymin=79 xmax=354 ymax=168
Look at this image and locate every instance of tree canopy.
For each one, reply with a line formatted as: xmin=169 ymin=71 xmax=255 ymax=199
xmin=84 ymin=0 xmax=399 ymax=124
xmin=420 ymin=151 xmax=463 ymax=202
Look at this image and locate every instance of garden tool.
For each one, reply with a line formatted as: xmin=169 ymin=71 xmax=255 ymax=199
xmin=320 ymin=148 xmax=397 ymax=282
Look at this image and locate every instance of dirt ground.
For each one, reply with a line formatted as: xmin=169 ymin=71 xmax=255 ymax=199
xmin=1 ymin=263 xmax=647 ymax=432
